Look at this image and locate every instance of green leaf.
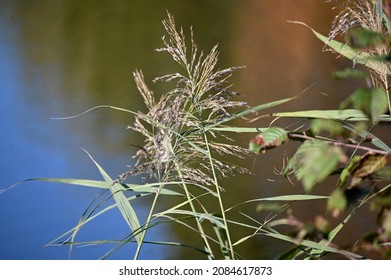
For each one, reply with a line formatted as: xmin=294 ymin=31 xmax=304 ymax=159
xmin=347 ymin=28 xmax=390 ymax=49
xmin=273 ymin=109 xmax=391 ymax=122
xmin=341 ymin=122 xmax=391 ymax=153
xmin=290 ymin=21 xmax=390 ymax=74
xmin=310 ymin=119 xmax=346 ymax=136
xmin=382 ymin=211 xmax=391 ymax=238
xmin=263 ymin=231 xmax=363 ymax=259
xmin=376 ymin=166 xmax=391 ymax=179
xmin=205 ymin=95 xmax=302 ymax=131
xmin=277 ymin=246 xmax=302 ymax=260
xmin=249 ymin=127 xmax=288 ymax=153
xmin=333 ymin=68 xmax=369 ymax=80
xmin=3 ymin=177 xmax=185 ymax=198
xmin=288 ymin=140 xmax=346 ymax=192
xmin=226 ymin=194 xmax=328 ymax=212
xmin=18 ymin=178 xmax=181 ymax=195
xmin=341 ymin=87 xmax=389 ymax=123
xmin=256 ymin=202 xmax=283 ymax=212
xmin=47 ymin=192 xmax=151 ymax=248
xmin=327 ymin=189 xmax=348 ymax=212
xmin=308 ymin=207 xmax=359 ymax=258
xmin=83 ymin=149 xmax=142 ymax=245
xmin=337 ymin=155 xmax=362 ymax=188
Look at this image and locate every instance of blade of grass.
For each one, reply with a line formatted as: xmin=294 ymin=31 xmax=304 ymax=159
xmin=205 ymin=95 xmax=301 ymax=130
xmin=46 ymin=192 xmax=150 ymax=247
xmin=273 ymin=109 xmax=391 ymax=121
xmin=342 ymin=122 xmax=391 ymax=153
xmin=226 ymin=194 xmax=329 ymax=212
xmin=263 ymin=231 xmax=364 ymax=259
xmin=290 ymin=21 xmax=389 ymax=74
xmin=82 ymin=149 xmax=142 ymax=245
xmin=5 ymin=178 xmax=182 ymax=195
xmin=203 ymin=133 xmax=234 ymax=259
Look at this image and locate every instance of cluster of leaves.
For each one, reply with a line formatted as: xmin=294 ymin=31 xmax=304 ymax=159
xmin=249 ymin=0 xmax=391 ymax=259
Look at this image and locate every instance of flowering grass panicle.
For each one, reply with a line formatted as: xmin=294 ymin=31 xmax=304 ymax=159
xmin=114 ymin=12 xmax=251 ymax=259
xmin=117 ymin=13 xmax=249 ymax=188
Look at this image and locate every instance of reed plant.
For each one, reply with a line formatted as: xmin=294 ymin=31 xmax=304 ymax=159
xmin=6 ymin=1 xmax=391 ymax=259
xmin=6 ymin=12 xmax=294 ymax=259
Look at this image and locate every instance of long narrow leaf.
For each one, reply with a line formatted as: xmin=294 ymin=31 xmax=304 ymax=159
xmin=342 ymin=122 xmax=391 ymax=153
xmin=8 ymin=178 xmax=182 ymax=195
xmin=264 ymin=232 xmax=364 ymax=259
xmin=205 ymin=95 xmax=300 ymax=130
xmin=47 ymin=192 xmax=150 ymax=247
xmin=290 ymin=21 xmax=389 ymax=74
xmin=273 ymin=109 xmax=391 ymax=121
xmin=83 ymin=149 xmax=142 ymax=244
xmin=226 ymin=194 xmax=329 ymax=212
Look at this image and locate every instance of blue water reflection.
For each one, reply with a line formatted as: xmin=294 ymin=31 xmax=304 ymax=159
xmin=0 ymin=8 xmax=169 ymax=260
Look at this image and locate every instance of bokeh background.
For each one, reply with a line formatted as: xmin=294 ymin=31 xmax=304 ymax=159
xmin=0 ymin=0 xmax=376 ymax=259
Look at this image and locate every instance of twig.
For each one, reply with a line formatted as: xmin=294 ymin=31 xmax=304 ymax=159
xmin=288 ymin=133 xmax=390 ymax=155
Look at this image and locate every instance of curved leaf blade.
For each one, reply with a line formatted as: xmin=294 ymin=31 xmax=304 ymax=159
xmin=290 ymin=21 xmax=389 ymax=74
xmin=82 ymin=149 xmax=142 ymax=245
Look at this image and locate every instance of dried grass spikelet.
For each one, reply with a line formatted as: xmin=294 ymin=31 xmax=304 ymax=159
xmin=329 ymin=0 xmax=391 ymax=88
xmin=117 ymin=12 xmax=250 ymax=187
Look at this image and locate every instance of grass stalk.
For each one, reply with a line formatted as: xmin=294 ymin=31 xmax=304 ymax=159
xmin=133 ymin=183 xmax=163 ymax=259
xmin=203 ymin=133 xmax=235 ymax=259
xmin=176 ymin=169 xmax=215 ymax=259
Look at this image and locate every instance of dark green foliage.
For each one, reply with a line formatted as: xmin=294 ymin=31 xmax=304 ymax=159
xmin=347 ymin=28 xmax=390 ymax=49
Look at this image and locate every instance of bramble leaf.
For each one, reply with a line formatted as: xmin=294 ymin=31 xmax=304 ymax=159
xmin=249 ymin=127 xmax=288 ymax=153
xmin=287 ymin=140 xmax=346 ymax=192
xmin=340 ymin=87 xmax=388 ymax=123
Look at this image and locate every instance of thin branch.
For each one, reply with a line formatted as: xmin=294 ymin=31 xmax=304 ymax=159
xmin=288 ymin=133 xmax=390 ymax=155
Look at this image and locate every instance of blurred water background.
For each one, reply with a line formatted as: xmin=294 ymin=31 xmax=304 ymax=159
xmin=0 ymin=0 xmax=379 ymax=259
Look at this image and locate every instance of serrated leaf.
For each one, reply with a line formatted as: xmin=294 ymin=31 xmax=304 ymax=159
xmin=341 ymin=87 xmax=388 ymax=123
xmin=288 ymin=140 xmax=346 ymax=192
xmin=249 ymin=127 xmax=288 ymax=153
